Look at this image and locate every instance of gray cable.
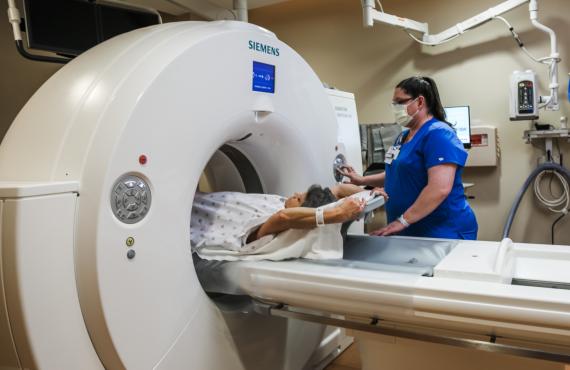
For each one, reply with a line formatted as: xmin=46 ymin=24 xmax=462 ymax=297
xmin=502 ymin=162 xmax=570 ymax=239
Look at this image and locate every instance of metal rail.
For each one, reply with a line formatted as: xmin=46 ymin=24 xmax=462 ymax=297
xmin=512 ymin=278 xmax=570 ymax=290
xmin=262 ymin=303 xmax=570 ymax=364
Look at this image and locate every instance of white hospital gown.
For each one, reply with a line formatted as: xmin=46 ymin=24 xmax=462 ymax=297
xmin=190 ymin=191 xmax=287 ymax=252
xmin=192 ymin=190 xmax=380 ymax=261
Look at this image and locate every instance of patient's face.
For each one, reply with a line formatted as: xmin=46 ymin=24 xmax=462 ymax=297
xmin=284 ymin=192 xmax=307 ymax=208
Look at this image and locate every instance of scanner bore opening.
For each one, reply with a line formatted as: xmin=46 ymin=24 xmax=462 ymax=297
xmin=191 ymin=145 xmax=299 ymax=370
xmin=192 ymin=144 xmax=263 ymax=307
xmin=197 ymin=144 xmax=263 ymax=194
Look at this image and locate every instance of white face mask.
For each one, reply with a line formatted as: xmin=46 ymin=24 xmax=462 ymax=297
xmin=392 ymin=98 xmax=418 ymax=127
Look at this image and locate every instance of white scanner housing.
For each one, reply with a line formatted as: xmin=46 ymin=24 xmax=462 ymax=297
xmin=0 ymin=21 xmax=345 ymax=369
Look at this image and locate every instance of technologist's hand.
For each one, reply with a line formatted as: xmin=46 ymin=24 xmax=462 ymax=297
xmin=338 ymin=165 xmax=365 ymax=186
xmin=338 ymin=198 xmax=366 ymax=222
xmin=370 ymin=219 xmax=406 ymax=237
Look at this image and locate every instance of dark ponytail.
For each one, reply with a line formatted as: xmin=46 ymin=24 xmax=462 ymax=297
xmin=396 ymin=76 xmax=450 ymax=126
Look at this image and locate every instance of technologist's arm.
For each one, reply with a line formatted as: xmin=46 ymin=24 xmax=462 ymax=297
xmin=255 ymin=198 xmax=365 ymax=239
xmin=372 ymin=164 xmax=456 ymax=236
xmin=339 ymin=165 xmax=385 ymax=187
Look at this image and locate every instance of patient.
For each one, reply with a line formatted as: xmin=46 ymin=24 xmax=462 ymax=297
xmin=190 ymin=183 xmax=386 ymax=253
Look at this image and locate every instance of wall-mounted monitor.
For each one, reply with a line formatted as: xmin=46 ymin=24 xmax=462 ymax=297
xmin=444 ymin=105 xmax=471 ymax=149
xmin=23 ymin=0 xmax=161 ymax=57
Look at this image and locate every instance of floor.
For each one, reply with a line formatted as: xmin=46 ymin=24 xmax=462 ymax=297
xmin=323 ymin=343 xmax=570 ymax=370
xmin=325 ymin=343 xmax=361 ymax=370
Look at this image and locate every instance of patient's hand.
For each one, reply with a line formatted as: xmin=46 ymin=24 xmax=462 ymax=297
xmin=338 ymin=198 xmax=366 ymax=222
xmin=370 ymin=187 xmax=388 ymax=200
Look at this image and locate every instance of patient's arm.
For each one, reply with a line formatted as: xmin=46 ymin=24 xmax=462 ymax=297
xmin=331 ymin=183 xmax=388 ymax=200
xmin=330 ymin=183 xmax=364 ymax=198
xmin=255 ymin=198 xmax=365 ymax=239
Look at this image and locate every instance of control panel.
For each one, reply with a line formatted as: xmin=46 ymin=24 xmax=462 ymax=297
xmin=111 ymin=174 xmax=151 ymax=224
xmin=510 ymin=70 xmax=539 ymax=121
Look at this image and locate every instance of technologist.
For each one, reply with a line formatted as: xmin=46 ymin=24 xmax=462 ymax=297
xmin=341 ymin=76 xmax=478 ymax=239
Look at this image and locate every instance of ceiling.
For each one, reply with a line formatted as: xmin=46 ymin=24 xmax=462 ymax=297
xmin=209 ymin=0 xmax=290 ymax=9
xmin=125 ymin=0 xmax=290 ymax=15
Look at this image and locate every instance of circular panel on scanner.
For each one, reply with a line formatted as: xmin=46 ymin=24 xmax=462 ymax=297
xmin=110 ymin=174 xmax=151 ymax=224
xmin=333 ymin=153 xmax=347 ymax=183
xmin=0 ymin=21 xmax=340 ymax=370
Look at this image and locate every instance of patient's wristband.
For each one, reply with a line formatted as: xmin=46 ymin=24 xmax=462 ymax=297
xmin=315 ymin=207 xmax=325 ymax=227
xmin=397 ymin=214 xmax=410 ymax=228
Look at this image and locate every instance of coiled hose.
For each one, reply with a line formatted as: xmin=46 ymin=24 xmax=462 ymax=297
xmin=502 ymin=162 xmax=570 ymax=239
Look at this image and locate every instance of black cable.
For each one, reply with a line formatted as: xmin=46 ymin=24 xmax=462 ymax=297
xmin=503 ymin=162 xmax=570 ymax=239
xmin=510 ymin=28 xmax=524 ymax=48
xmin=551 ymin=213 xmax=566 ymax=244
xmin=15 ymin=40 xmax=70 ymax=64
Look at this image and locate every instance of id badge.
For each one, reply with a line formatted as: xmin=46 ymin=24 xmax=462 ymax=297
xmin=384 ymin=145 xmax=400 ymax=165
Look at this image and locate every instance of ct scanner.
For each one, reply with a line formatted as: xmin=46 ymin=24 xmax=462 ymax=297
xmin=0 ymin=20 xmax=570 ymax=370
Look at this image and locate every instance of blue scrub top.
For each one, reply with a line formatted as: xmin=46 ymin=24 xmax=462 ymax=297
xmin=384 ymin=118 xmax=478 ymax=239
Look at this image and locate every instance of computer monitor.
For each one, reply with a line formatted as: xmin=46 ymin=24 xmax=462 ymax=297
xmin=444 ymin=106 xmax=471 ymax=148
xmin=23 ymin=0 xmax=160 ymax=57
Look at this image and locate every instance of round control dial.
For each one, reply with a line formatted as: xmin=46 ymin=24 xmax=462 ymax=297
xmin=111 ymin=175 xmax=151 ymax=224
xmin=333 ymin=153 xmax=347 ymax=183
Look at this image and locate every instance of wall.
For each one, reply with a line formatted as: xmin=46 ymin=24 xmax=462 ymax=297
xmin=0 ymin=3 xmax=190 ymax=143
xmin=0 ymin=1 xmax=62 ymax=141
xmin=0 ymin=0 xmax=568 ymax=244
xmin=250 ymin=0 xmax=570 ymax=244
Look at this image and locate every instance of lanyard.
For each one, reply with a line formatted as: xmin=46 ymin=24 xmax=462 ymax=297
xmin=385 ymin=131 xmax=406 ymax=165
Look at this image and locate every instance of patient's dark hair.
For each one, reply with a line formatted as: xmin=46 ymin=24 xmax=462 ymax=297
xmin=301 ymin=184 xmax=337 ymax=207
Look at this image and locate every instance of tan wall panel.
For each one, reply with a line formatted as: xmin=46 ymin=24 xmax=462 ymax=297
xmin=0 ymin=1 xmax=62 ymax=142
xmin=0 ymin=1 xmax=568 ymax=244
xmin=0 ymin=4 xmax=190 ymax=143
xmin=251 ymin=0 xmax=570 ymax=244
